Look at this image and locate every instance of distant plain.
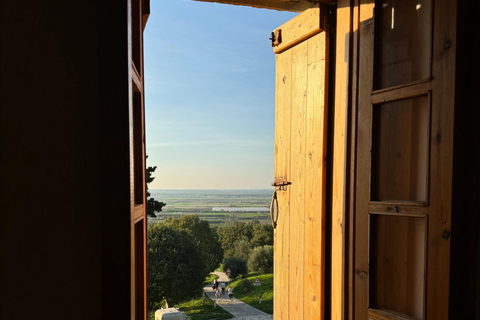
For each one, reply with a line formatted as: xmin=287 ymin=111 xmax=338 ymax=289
xmin=148 ymin=189 xmax=272 ymax=226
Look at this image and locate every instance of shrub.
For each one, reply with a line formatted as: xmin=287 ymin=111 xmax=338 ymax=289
xmin=248 ymin=245 xmax=274 ymax=274
xmin=223 ymin=256 xmax=248 ymax=279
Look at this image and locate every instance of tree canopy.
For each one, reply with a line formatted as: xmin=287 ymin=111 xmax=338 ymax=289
xmin=146 ymin=165 xmax=166 ymax=217
xmin=147 ymin=223 xmax=206 ymax=307
xmin=216 ymin=220 xmax=273 ymax=258
xmin=162 ymin=215 xmax=223 ymax=273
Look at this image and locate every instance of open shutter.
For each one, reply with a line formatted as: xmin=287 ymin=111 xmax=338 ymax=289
xmin=272 ymin=5 xmax=330 ymax=319
xmin=129 ymin=0 xmax=149 ymax=319
xmin=353 ymin=0 xmax=456 ymax=319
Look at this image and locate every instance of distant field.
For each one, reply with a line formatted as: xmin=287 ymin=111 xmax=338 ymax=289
xmin=147 ymin=189 xmax=272 ymax=226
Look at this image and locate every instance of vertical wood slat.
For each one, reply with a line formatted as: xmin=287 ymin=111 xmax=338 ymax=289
xmin=289 ymin=40 xmax=307 ymax=320
xmin=332 ymin=0 xmax=354 ymax=318
xmin=304 ymin=32 xmax=328 ymax=320
xmin=273 ymin=8 xmax=328 ymax=320
xmin=354 ymin=1 xmax=375 ymax=319
xmin=349 ymin=2 xmax=360 ymax=319
xmin=129 ymin=0 xmax=147 ymax=319
xmin=426 ymin=0 xmax=456 ymax=318
xmin=274 ymin=49 xmax=291 ymax=320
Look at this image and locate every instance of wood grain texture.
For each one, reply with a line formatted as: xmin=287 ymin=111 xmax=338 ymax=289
xmin=289 ymin=39 xmax=307 ymax=319
xmin=368 ymin=308 xmax=418 ymax=320
xmin=350 ymin=0 xmax=457 ymax=318
xmin=331 ymin=1 xmax=352 ymax=318
xmin=354 ymin=2 xmax=375 ymax=319
xmin=274 ymin=49 xmax=291 ymax=320
xmin=273 ymin=11 xmax=328 ymax=320
xmin=426 ymin=0 xmax=456 ymax=318
xmin=273 ymin=4 xmax=322 ymax=54
xmin=304 ymin=32 xmax=327 ymax=320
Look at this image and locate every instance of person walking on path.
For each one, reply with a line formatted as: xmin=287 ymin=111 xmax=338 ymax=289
xmin=213 ymin=278 xmax=218 ymax=290
xmin=215 ymin=287 xmax=221 ymax=300
xmin=203 ymin=271 xmax=269 ymax=318
xmin=228 ymin=286 xmax=233 ymax=301
xmin=221 ymin=281 xmax=226 ymax=295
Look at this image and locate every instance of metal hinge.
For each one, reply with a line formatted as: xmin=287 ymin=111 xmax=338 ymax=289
xmin=269 ymin=29 xmax=281 ymax=47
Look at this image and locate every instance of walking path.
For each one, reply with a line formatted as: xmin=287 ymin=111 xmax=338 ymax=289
xmin=203 ymin=272 xmax=272 ymax=320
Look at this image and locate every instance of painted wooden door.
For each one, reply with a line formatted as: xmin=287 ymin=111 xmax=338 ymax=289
xmin=272 ymin=5 xmax=329 ymax=320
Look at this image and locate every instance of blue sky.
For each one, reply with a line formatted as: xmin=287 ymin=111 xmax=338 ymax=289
xmin=144 ymin=0 xmax=297 ymax=189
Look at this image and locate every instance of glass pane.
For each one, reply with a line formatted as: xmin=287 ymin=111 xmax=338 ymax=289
xmin=371 ymin=215 xmax=425 ymax=319
xmin=375 ymin=0 xmax=432 ymax=89
xmin=372 ymin=95 xmax=429 ymax=202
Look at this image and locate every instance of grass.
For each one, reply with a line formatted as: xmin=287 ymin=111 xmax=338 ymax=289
xmin=176 ymin=295 xmax=232 ymax=320
xmin=148 ymin=273 xmax=231 ymax=320
xmin=229 ymin=272 xmax=273 ymax=314
xmin=204 ymin=273 xmax=219 ymax=286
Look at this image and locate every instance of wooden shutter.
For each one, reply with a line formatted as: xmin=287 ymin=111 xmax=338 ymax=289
xmin=273 ymin=5 xmax=330 ymax=319
xmin=129 ymin=0 xmax=149 ymax=319
xmin=353 ymin=0 xmax=456 ymax=319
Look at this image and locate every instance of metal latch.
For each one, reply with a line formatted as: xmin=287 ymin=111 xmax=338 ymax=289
xmin=271 ymin=176 xmax=291 ymax=191
xmin=269 ymin=29 xmax=281 ymax=47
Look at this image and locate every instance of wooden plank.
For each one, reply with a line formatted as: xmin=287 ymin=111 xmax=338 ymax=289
xmin=289 ymin=40 xmax=307 ymax=320
xmin=304 ymin=31 xmax=327 ymax=320
xmin=132 ymin=62 xmax=143 ymax=93
xmin=331 ymin=1 xmax=352 ymax=318
xmin=368 ymin=204 xmax=428 ymax=215
xmin=371 ymin=82 xmax=431 ymax=105
xmin=368 ymin=308 xmax=418 ymax=320
xmin=425 ymin=0 xmax=456 ymax=318
xmin=274 ymin=49 xmax=291 ymax=320
xmin=354 ymin=1 xmax=375 ymax=319
xmin=273 ymin=4 xmax=322 ymax=54
xmin=348 ymin=1 xmax=360 ymax=319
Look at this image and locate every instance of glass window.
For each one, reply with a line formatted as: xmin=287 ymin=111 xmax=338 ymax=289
xmin=375 ymin=0 xmax=432 ymax=89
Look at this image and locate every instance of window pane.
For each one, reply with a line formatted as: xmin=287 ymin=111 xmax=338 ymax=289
xmin=371 ymin=215 xmax=425 ymax=319
xmin=372 ymin=95 xmax=429 ymax=202
xmin=375 ymin=0 xmax=432 ymax=89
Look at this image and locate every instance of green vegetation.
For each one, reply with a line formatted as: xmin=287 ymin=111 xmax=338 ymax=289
xmin=147 ymin=189 xmax=272 ymax=226
xmin=217 ymin=220 xmax=273 ymax=259
xmin=162 ymin=215 xmax=223 ymax=275
xmin=204 ymin=273 xmax=219 ymax=286
xmin=146 ymin=190 xmax=276 ymax=317
xmin=229 ymin=272 xmax=274 ymax=314
xmin=146 ymin=165 xmax=166 ymax=218
xmin=147 ymin=223 xmax=207 ymax=307
xmin=248 ymin=245 xmax=274 ymax=274
xmin=175 ymin=295 xmax=232 ymax=320
xmin=223 ymin=256 xmax=248 ymax=279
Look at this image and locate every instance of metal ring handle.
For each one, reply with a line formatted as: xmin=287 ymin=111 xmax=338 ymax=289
xmin=270 ymin=190 xmax=279 ymax=229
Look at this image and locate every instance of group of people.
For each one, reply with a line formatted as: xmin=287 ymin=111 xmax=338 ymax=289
xmin=213 ymin=279 xmax=233 ymax=301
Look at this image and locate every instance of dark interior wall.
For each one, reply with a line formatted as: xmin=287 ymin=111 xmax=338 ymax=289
xmin=0 ymin=1 xmax=130 ymax=319
xmin=450 ymin=0 xmax=480 ymax=318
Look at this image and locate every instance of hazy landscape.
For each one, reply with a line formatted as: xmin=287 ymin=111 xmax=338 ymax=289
xmin=147 ymin=189 xmax=272 ymax=226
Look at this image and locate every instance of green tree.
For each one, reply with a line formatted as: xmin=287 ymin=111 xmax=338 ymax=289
xmin=233 ymin=239 xmax=251 ymax=260
xmin=248 ymin=245 xmax=274 ymax=273
xmin=223 ymin=256 xmax=248 ymax=280
xmin=217 ymin=221 xmax=255 ymax=258
xmin=147 ymin=223 xmax=206 ymax=307
xmin=162 ymin=215 xmax=223 ymax=273
xmin=251 ymin=223 xmax=274 ymax=248
xmin=146 ymin=165 xmax=166 ymax=217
